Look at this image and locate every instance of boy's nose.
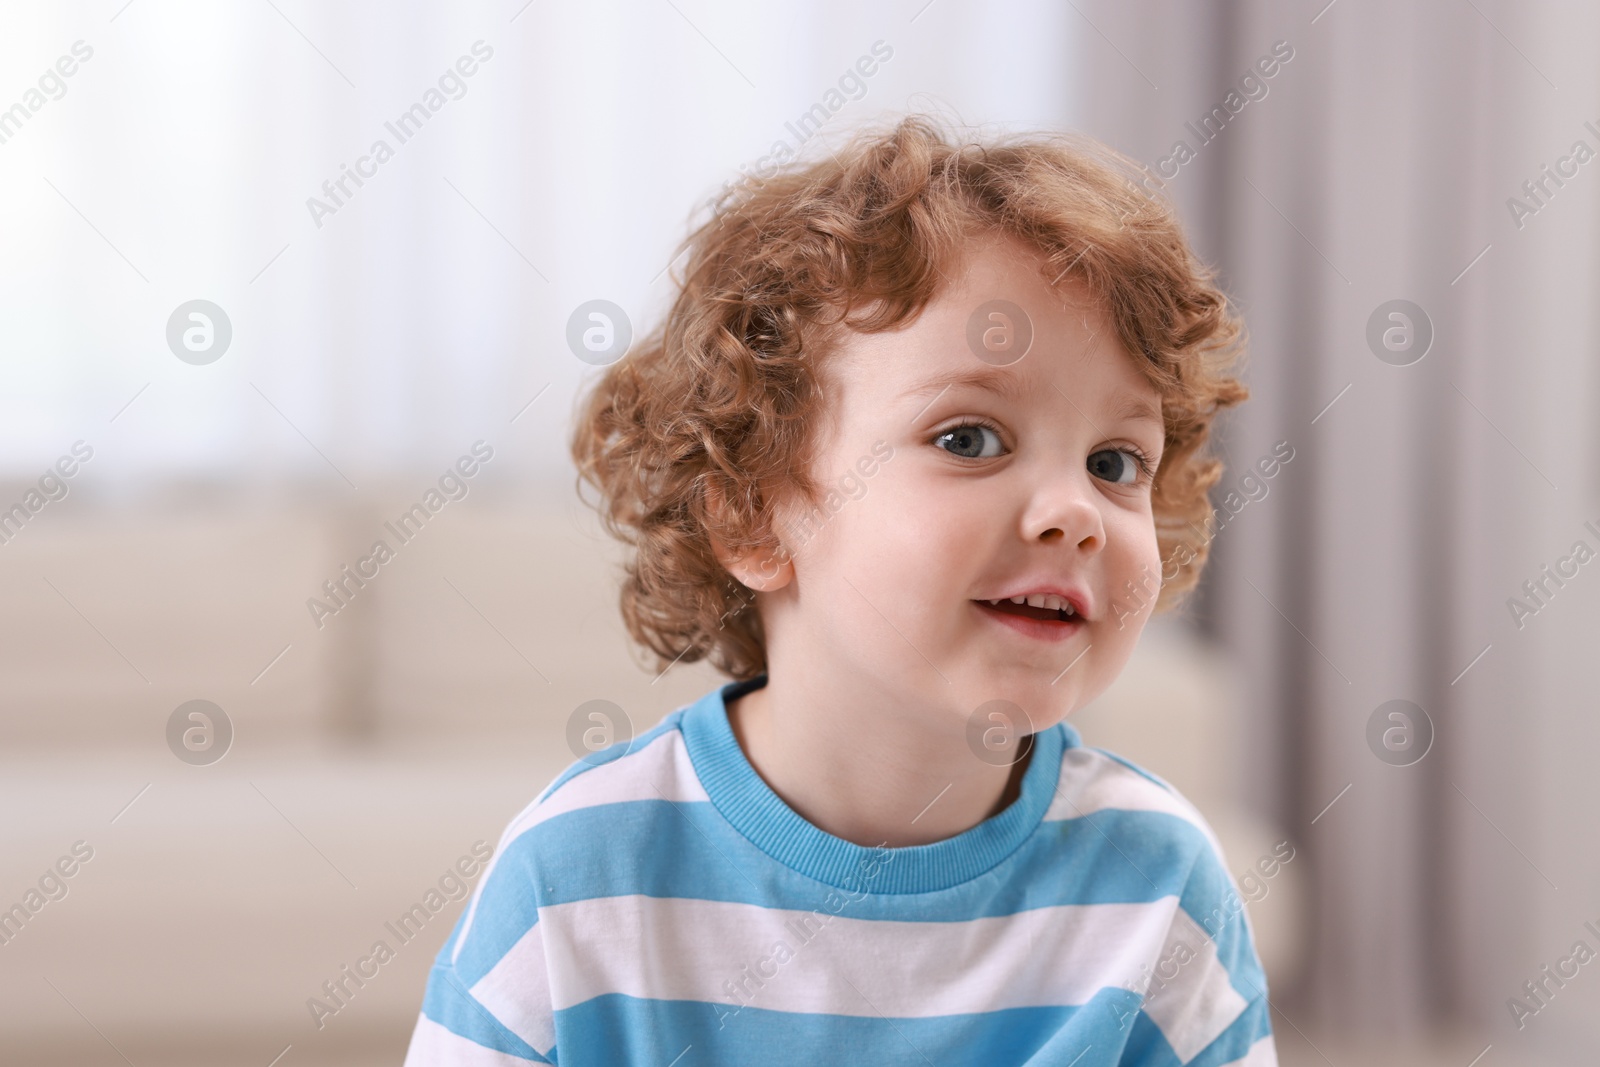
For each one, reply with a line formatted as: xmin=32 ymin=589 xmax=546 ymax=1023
xmin=1036 ymin=524 xmax=1101 ymax=550
xmin=1022 ymin=476 xmax=1105 ymax=551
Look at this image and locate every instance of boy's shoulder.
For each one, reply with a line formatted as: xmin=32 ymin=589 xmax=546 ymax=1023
xmin=494 ymin=701 xmax=705 ymax=855
xmin=1044 ymin=737 xmax=1237 ymax=880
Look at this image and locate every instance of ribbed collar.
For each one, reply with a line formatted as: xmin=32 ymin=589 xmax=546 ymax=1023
xmin=679 ymin=675 xmax=1073 ymax=895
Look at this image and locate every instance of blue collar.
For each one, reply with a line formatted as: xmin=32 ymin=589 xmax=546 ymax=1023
xmin=678 ymin=675 xmax=1073 ymax=894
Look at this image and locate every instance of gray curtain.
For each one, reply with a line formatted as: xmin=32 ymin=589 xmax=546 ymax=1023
xmin=1075 ymin=0 xmax=1600 ymax=1054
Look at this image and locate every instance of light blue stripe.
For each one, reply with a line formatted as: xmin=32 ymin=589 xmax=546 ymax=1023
xmin=550 ymin=986 xmax=1145 ymax=1065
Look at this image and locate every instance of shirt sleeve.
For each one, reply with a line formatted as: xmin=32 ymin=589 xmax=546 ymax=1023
xmin=402 ymin=832 xmax=557 ymax=1066
xmin=1120 ymin=832 xmax=1280 ymax=1066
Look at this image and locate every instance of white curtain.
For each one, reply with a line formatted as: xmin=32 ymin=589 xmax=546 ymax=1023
xmin=1074 ymin=0 xmax=1600 ymax=1053
xmin=0 ymin=0 xmax=1074 ymax=491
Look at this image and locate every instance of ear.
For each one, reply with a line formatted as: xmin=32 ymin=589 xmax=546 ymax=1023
xmin=713 ymin=537 xmax=794 ymax=592
xmin=705 ymin=481 xmax=795 ymax=592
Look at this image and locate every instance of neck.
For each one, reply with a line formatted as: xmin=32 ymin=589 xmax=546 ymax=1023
xmin=724 ymin=670 xmax=1034 ymax=849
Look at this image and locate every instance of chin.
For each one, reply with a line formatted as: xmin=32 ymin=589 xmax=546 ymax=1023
xmin=958 ymin=675 xmax=1080 ymax=731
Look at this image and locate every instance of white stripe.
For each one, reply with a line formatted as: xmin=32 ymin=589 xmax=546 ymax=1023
xmin=401 ymin=1012 xmax=544 ymax=1066
xmin=517 ymin=728 xmax=708 ymax=837
xmin=1139 ymin=907 xmax=1251 ymax=1061
xmin=1046 ymin=748 xmax=1229 ymax=863
xmin=470 ymin=923 xmax=557 ymax=1054
xmin=1219 ymin=1032 xmax=1279 ymax=1066
xmin=538 ymin=893 xmax=1183 ymax=1018
xmin=454 ymin=728 xmax=703 ymax=964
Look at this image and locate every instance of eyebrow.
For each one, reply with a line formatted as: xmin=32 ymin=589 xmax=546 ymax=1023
xmin=903 ymin=369 xmax=1163 ymax=425
xmin=1112 ymin=396 xmax=1163 ymax=425
xmin=902 ymin=368 xmax=1028 ymax=407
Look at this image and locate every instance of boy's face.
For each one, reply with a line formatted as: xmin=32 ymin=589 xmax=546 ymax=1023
xmin=757 ymin=234 xmax=1167 ymax=738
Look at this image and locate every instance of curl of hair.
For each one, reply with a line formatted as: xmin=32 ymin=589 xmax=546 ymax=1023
xmin=571 ymin=114 xmax=1249 ymax=681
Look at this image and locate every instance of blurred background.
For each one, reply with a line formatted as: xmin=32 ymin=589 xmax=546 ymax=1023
xmin=2 ymin=0 xmax=1596 ymax=1063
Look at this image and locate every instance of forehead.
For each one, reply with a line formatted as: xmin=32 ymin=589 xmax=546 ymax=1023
xmin=824 ymin=236 xmax=1163 ymax=420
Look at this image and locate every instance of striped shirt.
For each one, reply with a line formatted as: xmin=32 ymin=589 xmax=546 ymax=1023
xmin=403 ymin=675 xmax=1278 ymax=1066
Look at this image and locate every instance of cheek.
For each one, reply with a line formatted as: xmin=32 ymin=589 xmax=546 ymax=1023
xmin=865 ymin=471 xmax=992 ymax=564
xmin=797 ymin=472 xmax=986 ymax=610
xmin=805 ymin=484 xmax=946 ymax=577
xmin=1110 ymin=502 xmax=1161 ymax=557
xmin=1104 ymin=514 xmax=1163 ymax=610
xmin=1133 ymin=522 xmax=1163 ymax=574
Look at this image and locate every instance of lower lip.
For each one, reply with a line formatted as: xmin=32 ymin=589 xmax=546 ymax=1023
xmin=973 ymin=601 xmax=1087 ymax=642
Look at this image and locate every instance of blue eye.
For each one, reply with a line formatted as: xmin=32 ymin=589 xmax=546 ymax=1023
xmin=1089 ymin=447 xmax=1151 ymax=485
xmin=934 ymin=424 xmax=1004 ymax=459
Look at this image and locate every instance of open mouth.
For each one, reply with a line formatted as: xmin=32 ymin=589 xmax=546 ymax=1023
xmin=975 ymin=598 xmax=1081 ymax=623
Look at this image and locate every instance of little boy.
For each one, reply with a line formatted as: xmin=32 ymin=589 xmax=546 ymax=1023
xmin=404 ymin=115 xmax=1276 ymax=1066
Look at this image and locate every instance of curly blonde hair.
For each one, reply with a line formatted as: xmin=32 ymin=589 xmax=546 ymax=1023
xmin=570 ymin=114 xmax=1249 ymax=682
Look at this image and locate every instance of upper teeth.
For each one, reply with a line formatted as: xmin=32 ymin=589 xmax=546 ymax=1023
xmin=990 ymin=595 xmax=1076 ymax=615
